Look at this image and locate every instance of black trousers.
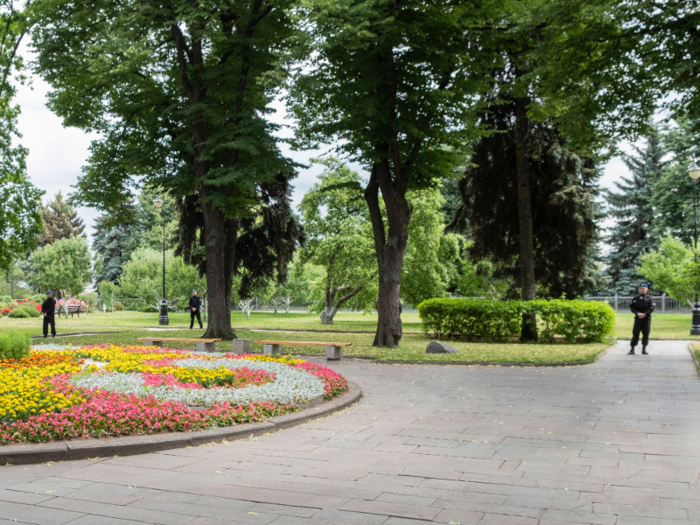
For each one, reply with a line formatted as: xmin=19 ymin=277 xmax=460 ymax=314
xmin=43 ymin=315 xmax=56 ymax=336
xmin=631 ymin=316 xmax=651 ymax=348
xmin=190 ymin=310 xmax=202 ymax=328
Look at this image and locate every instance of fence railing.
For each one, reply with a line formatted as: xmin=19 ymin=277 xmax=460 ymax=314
xmin=584 ymin=295 xmax=691 ymax=313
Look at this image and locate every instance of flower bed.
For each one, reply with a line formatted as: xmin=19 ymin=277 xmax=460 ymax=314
xmin=0 ymin=345 xmax=348 ymax=445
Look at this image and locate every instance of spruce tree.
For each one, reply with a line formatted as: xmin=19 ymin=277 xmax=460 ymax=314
xmin=37 ymin=192 xmax=86 ymax=247
xmin=449 ymin=100 xmax=604 ymax=300
xmin=605 ymin=132 xmax=667 ymax=294
xmin=92 ymin=214 xmax=133 ymax=285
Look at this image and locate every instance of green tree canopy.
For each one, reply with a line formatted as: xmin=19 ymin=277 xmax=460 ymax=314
xmin=651 ymin=116 xmax=700 ymax=246
xmin=29 ymin=236 xmax=92 ymax=299
xmin=32 ymin=0 xmax=304 ymax=339
xmin=289 ymin=0 xmax=498 ymax=346
xmin=300 ymin=159 xmax=459 ymax=324
xmin=0 ymin=1 xmax=44 ymax=270
xmin=639 ymin=236 xmax=700 ymax=307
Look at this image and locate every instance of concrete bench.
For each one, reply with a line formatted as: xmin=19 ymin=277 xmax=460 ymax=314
xmin=254 ymin=340 xmax=352 ymax=361
xmin=137 ymin=337 xmax=222 ymax=353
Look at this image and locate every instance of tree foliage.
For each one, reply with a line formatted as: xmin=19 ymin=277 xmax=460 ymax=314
xmin=92 ymin=214 xmax=133 ymax=285
xmin=37 ymin=192 xmax=86 ymax=247
xmin=450 ymin=100 xmax=603 ymax=299
xmin=289 ymin=0 xmax=498 ymax=346
xmin=0 ymin=1 xmax=44 ymax=271
xmin=604 ymin=130 xmax=666 ymax=294
xmin=31 ymin=0 xmax=305 ymax=339
xmin=639 ymin=236 xmax=700 ymax=307
xmin=300 ymin=159 xmax=459 ymax=323
xmin=651 ymin=116 xmax=700 ymax=246
xmin=29 ymin=236 xmax=92 ymax=298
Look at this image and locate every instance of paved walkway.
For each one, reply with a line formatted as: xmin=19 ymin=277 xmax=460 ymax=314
xmin=1 ymin=341 xmax=699 ymax=525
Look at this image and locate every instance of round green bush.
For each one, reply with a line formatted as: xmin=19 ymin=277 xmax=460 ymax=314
xmin=31 ymin=294 xmax=47 ymax=303
xmin=113 ymin=301 xmax=125 ymax=311
xmin=0 ymin=295 xmax=12 ymax=304
xmin=139 ymin=305 xmax=156 ymax=313
xmin=18 ymin=306 xmax=41 ymax=318
xmin=7 ymin=309 xmax=30 ymax=319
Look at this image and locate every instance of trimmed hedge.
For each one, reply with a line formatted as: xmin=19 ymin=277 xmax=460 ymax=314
xmin=417 ymin=298 xmax=615 ymax=343
xmin=0 ymin=332 xmax=30 ymax=360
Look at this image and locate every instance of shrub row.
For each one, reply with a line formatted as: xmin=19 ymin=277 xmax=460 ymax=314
xmin=417 ymin=298 xmax=615 ymax=343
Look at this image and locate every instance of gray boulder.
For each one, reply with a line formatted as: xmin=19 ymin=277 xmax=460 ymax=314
xmin=426 ymin=340 xmax=459 ymax=354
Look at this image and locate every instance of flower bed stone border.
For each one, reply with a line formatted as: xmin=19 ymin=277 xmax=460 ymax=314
xmin=0 ymin=380 xmax=362 ymax=466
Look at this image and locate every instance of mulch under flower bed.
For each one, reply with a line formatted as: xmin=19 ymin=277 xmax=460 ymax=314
xmin=0 ymin=344 xmax=348 ymax=445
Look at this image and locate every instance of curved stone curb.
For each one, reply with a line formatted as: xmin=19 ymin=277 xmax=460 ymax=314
xmin=0 ymin=381 xmax=363 ymax=466
xmin=688 ymin=343 xmax=700 ymax=378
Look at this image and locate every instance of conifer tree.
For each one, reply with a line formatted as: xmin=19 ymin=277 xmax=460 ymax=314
xmin=449 ymin=99 xmax=604 ymax=300
xmin=650 ymin=116 xmax=700 ymax=246
xmin=605 ymin=132 xmax=667 ymax=294
xmin=37 ymin=192 xmax=86 ymax=247
xmin=92 ymin=214 xmax=133 ymax=285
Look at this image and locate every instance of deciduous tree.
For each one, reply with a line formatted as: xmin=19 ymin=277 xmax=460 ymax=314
xmin=32 ymin=0 xmax=305 ymax=339
xmin=0 ymin=1 xmax=43 ymax=270
xmin=289 ymin=0 xmax=496 ymax=346
xmin=29 ymin=236 xmax=92 ymax=300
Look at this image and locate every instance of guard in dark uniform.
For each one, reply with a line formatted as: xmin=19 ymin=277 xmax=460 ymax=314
xmin=41 ymin=290 xmax=57 ymax=338
xmin=189 ymin=289 xmax=203 ymax=329
xmin=628 ymin=283 xmax=655 ymax=355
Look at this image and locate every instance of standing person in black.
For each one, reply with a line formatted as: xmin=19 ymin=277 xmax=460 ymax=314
xmin=628 ymin=283 xmax=655 ymax=355
xmin=189 ymin=289 xmax=203 ymax=329
xmin=41 ymin=290 xmax=57 ymax=338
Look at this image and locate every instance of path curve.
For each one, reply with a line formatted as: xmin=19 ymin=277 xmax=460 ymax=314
xmin=1 ymin=341 xmax=699 ymax=524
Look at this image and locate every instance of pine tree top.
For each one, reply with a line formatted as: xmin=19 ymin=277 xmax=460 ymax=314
xmin=37 ymin=192 xmax=86 ymax=247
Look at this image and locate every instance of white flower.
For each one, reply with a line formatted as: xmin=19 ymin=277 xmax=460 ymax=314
xmin=69 ymin=357 xmax=325 ymax=406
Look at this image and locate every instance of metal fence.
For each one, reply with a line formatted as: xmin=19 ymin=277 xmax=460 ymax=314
xmin=584 ymin=295 xmax=691 ymax=313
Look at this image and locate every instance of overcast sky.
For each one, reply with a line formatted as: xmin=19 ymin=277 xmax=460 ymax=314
xmin=14 ymin=66 xmax=632 ymax=245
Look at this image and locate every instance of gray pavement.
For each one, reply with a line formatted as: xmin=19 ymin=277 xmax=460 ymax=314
xmin=1 ymin=340 xmax=699 ymax=525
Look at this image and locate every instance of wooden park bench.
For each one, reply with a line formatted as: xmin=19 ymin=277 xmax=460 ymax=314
xmin=137 ymin=337 xmax=221 ymax=353
xmin=254 ymin=340 xmax=352 ymax=361
xmin=57 ymin=305 xmax=81 ymax=317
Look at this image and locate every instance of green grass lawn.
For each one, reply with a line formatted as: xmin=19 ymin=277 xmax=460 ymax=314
xmin=29 ymin=309 xmax=700 ymax=364
xmin=614 ymin=313 xmax=700 ymax=340
xmin=45 ymin=329 xmax=611 ymax=364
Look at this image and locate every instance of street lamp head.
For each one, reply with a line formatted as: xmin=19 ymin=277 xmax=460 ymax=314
xmin=688 ymin=160 xmax=700 ymax=180
xmin=153 ymin=196 xmax=164 ymax=208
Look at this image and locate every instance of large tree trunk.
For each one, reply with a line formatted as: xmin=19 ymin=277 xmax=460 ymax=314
xmin=515 ymin=96 xmax=537 ymax=342
xmin=201 ymin=202 xmax=236 ymax=340
xmin=365 ymin=159 xmax=411 ymax=348
xmin=320 ymin=306 xmax=338 ymax=325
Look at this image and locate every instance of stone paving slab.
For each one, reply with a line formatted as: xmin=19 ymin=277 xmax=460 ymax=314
xmin=1 ymin=340 xmax=700 ymax=524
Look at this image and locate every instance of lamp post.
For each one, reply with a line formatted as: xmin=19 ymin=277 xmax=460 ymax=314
xmin=153 ymin=196 xmax=169 ymax=326
xmin=688 ymin=161 xmax=700 ymax=335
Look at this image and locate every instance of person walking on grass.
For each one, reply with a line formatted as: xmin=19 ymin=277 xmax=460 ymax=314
xmin=41 ymin=290 xmax=57 ymax=338
xmin=628 ymin=283 xmax=655 ymax=355
xmin=189 ymin=289 xmax=203 ymax=329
